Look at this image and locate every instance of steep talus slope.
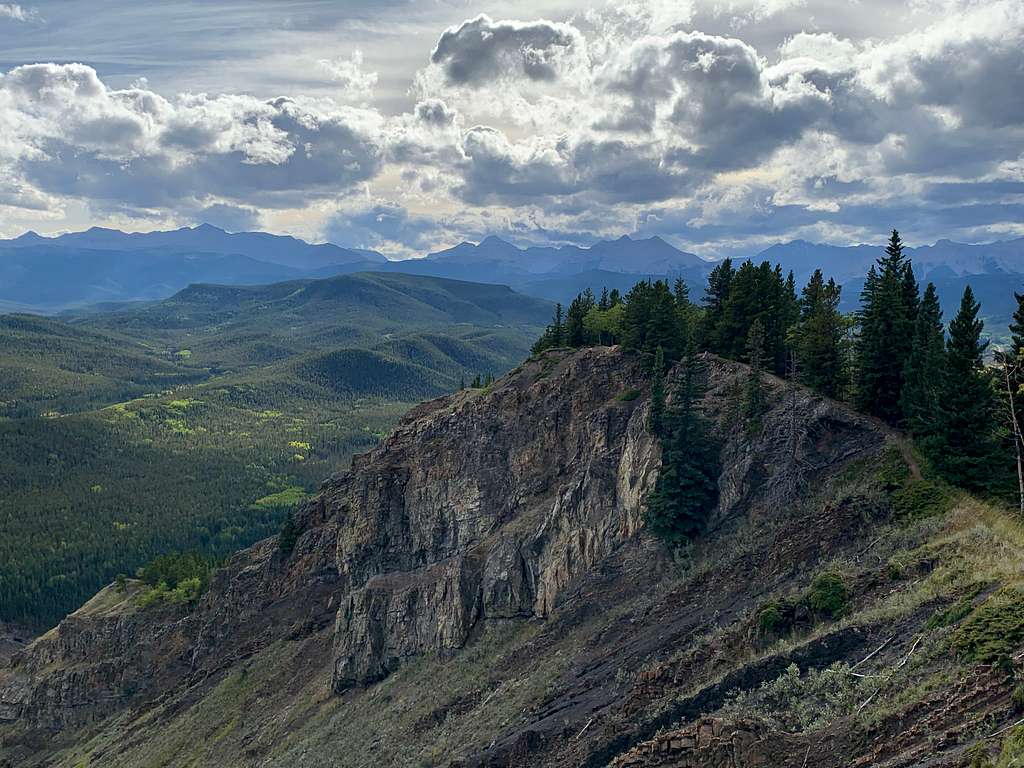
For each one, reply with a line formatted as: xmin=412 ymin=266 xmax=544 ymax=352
xmin=2 ymin=347 xmax=1023 ymax=767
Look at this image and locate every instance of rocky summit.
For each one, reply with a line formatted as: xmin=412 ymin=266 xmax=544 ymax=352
xmin=2 ymin=346 xmax=1022 ymax=767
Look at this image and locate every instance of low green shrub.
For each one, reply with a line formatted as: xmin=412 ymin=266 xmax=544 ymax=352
xmin=892 ymin=478 xmax=953 ymax=521
xmin=807 ymin=572 xmax=849 ymax=619
xmin=138 ymin=551 xmax=211 ymax=590
xmin=618 ymin=388 xmax=641 ymax=402
xmin=756 ymin=599 xmax=793 ymax=637
xmin=964 ymin=742 xmax=993 ymax=768
xmin=137 ymin=576 xmax=204 ymax=608
xmin=951 ymin=588 xmax=1024 ymax=663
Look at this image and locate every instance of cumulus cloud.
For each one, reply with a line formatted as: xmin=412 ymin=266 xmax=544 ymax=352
xmin=317 ymin=50 xmax=378 ymax=103
xmin=0 ymin=4 xmax=34 ymax=22
xmin=429 ymin=14 xmax=585 ymax=86
xmin=860 ymin=1 xmax=1024 ymax=129
xmin=0 ymin=63 xmax=384 ymax=218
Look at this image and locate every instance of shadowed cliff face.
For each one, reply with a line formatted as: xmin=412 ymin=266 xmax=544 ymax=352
xmin=8 ymin=346 xmax=1015 ymax=768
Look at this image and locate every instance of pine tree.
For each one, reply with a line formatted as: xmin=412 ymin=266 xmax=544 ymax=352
xmin=783 ymin=271 xmax=800 ymax=332
xmin=648 ymin=346 xmax=666 ymax=436
xmin=794 ymin=270 xmax=846 ymax=398
xmin=703 ymin=258 xmax=734 ymax=354
xmin=854 ymin=230 xmax=919 ymax=423
xmin=565 ymin=289 xmax=596 ymax=347
xmin=619 ymin=281 xmax=647 ymax=351
xmin=899 ymin=283 xmax=945 ymax=436
xmin=743 ymin=319 xmax=768 ymax=432
xmin=1006 ymin=292 xmax=1024 ymax=410
xmin=278 ymin=511 xmax=300 ymax=557
xmin=1004 ymin=292 xmax=1024 ymax=510
xmin=928 ymin=286 xmax=996 ymax=490
xmin=1011 ymin=292 xmax=1024 ymax=353
xmin=713 ymin=260 xmax=792 ymax=375
xmin=645 ymin=346 xmax=720 ymax=546
xmin=673 ymin=277 xmax=690 ymax=306
xmin=531 ymin=302 xmax=566 ymax=354
xmin=646 ymin=281 xmax=681 ymax=359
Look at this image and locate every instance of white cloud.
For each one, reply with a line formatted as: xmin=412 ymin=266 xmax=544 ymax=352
xmin=429 ymin=14 xmax=586 ymax=86
xmin=317 ymin=50 xmax=378 ymax=103
xmin=0 ymin=63 xmax=385 ymax=216
xmin=0 ymin=3 xmax=35 ymax=22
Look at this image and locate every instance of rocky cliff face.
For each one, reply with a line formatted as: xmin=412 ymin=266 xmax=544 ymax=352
xmin=2 ymin=347 xmax=660 ymax=734
xmin=3 ymin=346 xmax=1021 ymax=768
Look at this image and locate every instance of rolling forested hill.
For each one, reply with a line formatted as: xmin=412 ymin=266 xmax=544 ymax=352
xmin=0 ymin=272 xmax=550 ymax=629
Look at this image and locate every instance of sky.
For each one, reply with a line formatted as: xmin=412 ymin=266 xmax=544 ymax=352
xmin=0 ymin=0 xmax=1022 ymax=259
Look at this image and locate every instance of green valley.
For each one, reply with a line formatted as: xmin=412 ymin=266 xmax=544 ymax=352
xmin=0 ymin=272 xmax=550 ymax=629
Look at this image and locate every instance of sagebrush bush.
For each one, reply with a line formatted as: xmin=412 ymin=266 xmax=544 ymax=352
xmin=722 ymin=662 xmax=867 ymax=732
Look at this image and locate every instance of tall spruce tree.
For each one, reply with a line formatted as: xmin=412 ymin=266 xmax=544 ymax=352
xmin=531 ymin=302 xmax=565 ymax=354
xmin=621 ymin=281 xmax=653 ymax=351
xmin=794 ymin=270 xmax=846 ymax=398
xmin=703 ymin=258 xmax=734 ymax=354
xmin=1003 ymin=293 xmax=1024 ymax=512
xmin=854 ymin=230 xmax=919 ymax=423
xmin=647 ymin=281 xmax=681 ymax=359
xmin=674 ymin=277 xmax=694 ymax=348
xmin=1006 ymin=292 xmax=1024 ymax=402
xmin=929 ymin=285 xmax=996 ymax=490
xmin=565 ymin=289 xmax=596 ymax=347
xmin=715 ymin=260 xmax=792 ymax=375
xmin=278 ymin=511 xmax=300 ymax=557
xmin=899 ymin=283 xmax=945 ymax=437
xmin=645 ymin=345 xmax=719 ymax=546
xmin=743 ymin=319 xmax=768 ymax=433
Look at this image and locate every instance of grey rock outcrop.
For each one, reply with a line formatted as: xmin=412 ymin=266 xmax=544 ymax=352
xmin=0 ymin=345 xmax=892 ymax=764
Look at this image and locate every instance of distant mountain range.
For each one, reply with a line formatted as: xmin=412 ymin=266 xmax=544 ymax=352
xmin=0 ymin=226 xmax=709 ymax=312
xmin=9 ymin=223 xmax=385 ymax=270
xmin=2 ymin=225 xmax=1022 ymax=325
xmin=759 ymin=238 xmax=1024 ymax=284
xmin=0 ymin=225 xmax=389 ymax=312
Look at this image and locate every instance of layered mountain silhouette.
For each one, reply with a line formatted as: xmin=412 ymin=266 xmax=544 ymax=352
xmin=0 ymin=225 xmax=386 ymax=312
xmin=2 ymin=224 xmax=1022 ymax=320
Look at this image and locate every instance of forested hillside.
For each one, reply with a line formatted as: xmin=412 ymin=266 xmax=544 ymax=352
xmin=0 ymin=273 xmax=549 ymax=628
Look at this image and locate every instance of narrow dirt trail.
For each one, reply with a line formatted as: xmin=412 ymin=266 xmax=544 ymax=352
xmin=860 ymin=412 xmax=923 ymax=481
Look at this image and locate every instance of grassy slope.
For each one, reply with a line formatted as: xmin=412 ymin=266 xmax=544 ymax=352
xmin=0 ymin=272 xmax=549 ymax=629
